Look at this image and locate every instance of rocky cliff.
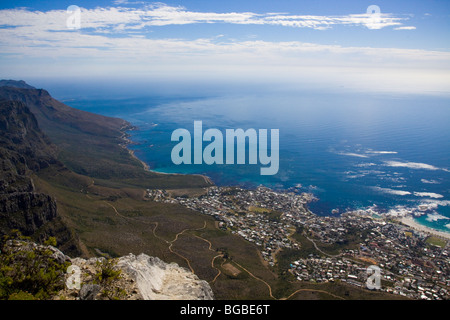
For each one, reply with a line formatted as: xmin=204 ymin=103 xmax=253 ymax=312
xmin=116 ymin=253 xmax=214 ymax=300
xmin=0 ymin=99 xmax=80 ymax=255
xmin=63 ymin=253 xmax=214 ymax=300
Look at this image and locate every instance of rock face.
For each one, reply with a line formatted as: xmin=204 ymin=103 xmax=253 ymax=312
xmin=0 ymin=98 xmax=58 ymax=172
xmin=0 ymin=99 xmax=80 ymax=256
xmin=63 ymin=253 xmax=214 ymax=300
xmin=79 ymin=284 xmax=102 ymax=301
xmin=0 ymin=192 xmax=58 ymax=234
xmin=0 ymin=100 xmax=58 ymax=236
xmin=116 ymin=253 xmax=215 ymax=300
xmin=5 ymin=239 xmax=71 ymax=265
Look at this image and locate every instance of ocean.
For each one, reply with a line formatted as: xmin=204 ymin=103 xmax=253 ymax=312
xmin=62 ymin=89 xmax=450 ymax=234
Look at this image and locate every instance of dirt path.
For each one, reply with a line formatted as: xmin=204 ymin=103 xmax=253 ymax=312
xmin=104 ymin=202 xmax=129 ymax=221
xmin=102 ymin=200 xmax=197 ymax=272
xmin=193 ymin=234 xmax=223 ymax=284
xmin=231 ymin=260 xmax=277 ymax=300
xmin=210 ymin=255 xmax=223 ymax=283
xmin=304 ymin=233 xmax=341 ymax=258
xmin=282 ymin=288 xmax=345 ymax=300
xmin=103 ymin=200 xmax=345 ymax=300
xmin=162 ymin=221 xmax=208 ymax=274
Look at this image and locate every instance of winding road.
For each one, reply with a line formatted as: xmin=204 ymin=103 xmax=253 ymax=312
xmin=102 ymin=199 xmax=346 ymax=300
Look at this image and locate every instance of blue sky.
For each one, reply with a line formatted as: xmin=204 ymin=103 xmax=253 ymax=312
xmin=0 ymin=0 xmax=449 ymax=94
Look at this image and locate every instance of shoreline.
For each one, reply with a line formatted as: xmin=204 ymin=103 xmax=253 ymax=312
xmin=120 ymin=127 xmax=214 ymax=186
xmin=399 ymin=215 xmax=450 ymax=240
xmin=119 ymin=129 xmax=151 ymax=172
xmin=119 ymin=123 xmax=449 ymax=238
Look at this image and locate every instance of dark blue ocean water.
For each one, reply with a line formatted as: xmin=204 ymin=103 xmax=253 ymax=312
xmin=63 ymin=90 xmax=450 ymax=233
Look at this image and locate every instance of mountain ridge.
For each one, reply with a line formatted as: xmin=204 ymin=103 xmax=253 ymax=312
xmin=0 ymin=80 xmax=215 ymax=300
xmin=0 ymin=99 xmax=81 ymax=256
xmin=0 ymin=80 xmax=35 ymax=90
xmin=0 ymin=82 xmax=210 ymax=187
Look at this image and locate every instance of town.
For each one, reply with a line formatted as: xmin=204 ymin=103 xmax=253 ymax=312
xmin=147 ymin=186 xmax=449 ymax=300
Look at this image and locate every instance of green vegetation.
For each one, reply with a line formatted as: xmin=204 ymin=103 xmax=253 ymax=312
xmin=94 ymin=259 xmax=122 ymax=284
xmin=0 ymin=231 xmax=70 ymax=300
xmin=93 ymin=258 xmax=126 ymax=300
xmin=44 ymin=237 xmax=57 ymax=247
xmin=291 ymin=226 xmax=363 ymax=257
xmin=425 ymin=236 xmax=447 ymax=248
xmin=248 ymin=206 xmax=282 ymax=222
xmin=290 ymin=230 xmax=321 ymax=258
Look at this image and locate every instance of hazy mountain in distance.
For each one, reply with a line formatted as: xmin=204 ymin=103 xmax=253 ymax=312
xmin=0 ymin=80 xmax=36 ymax=90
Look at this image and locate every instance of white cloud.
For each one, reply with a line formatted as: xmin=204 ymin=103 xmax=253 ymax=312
xmin=254 ymin=12 xmax=404 ymax=30
xmin=78 ymin=4 xmax=406 ymax=30
xmin=0 ymin=4 xmax=448 ymax=94
xmin=0 ymin=4 xmax=411 ymax=33
xmin=394 ymin=26 xmax=416 ymax=30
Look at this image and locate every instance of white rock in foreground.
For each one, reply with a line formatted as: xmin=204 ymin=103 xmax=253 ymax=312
xmin=116 ymin=253 xmax=214 ymax=300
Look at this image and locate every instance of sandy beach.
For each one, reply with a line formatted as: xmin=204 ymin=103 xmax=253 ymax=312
xmin=400 ymin=216 xmax=450 ymax=241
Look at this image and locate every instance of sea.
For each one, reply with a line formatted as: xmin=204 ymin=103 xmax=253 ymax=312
xmin=60 ymin=88 xmax=450 ymax=234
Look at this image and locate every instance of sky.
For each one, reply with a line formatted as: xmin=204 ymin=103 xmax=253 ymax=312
xmin=0 ymin=0 xmax=449 ymax=95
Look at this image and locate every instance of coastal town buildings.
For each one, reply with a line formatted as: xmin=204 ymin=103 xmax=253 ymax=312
xmin=147 ymin=186 xmax=449 ymax=300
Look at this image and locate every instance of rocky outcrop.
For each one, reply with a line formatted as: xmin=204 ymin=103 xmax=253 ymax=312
xmin=4 ymin=239 xmax=70 ymax=265
xmin=0 ymin=192 xmax=57 ymax=234
xmin=64 ymin=256 xmax=142 ymax=300
xmin=2 ymin=239 xmax=215 ymax=300
xmin=60 ymin=253 xmax=214 ymax=300
xmin=116 ymin=254 xmax=214 ymax=300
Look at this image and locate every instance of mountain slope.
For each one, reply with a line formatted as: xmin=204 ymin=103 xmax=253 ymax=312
xmin=0 ymin=80 xmax=35 ymax=89
xmin=0 ymin=99 xmax=81 ymax=256
xmin=0 ymin=84 xmax=210 ymax=188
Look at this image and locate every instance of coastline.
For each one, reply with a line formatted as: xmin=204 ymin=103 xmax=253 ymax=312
xmin=400 ymin=215 xmax=450 ymax=240
xmin=119 ymin=126 xmax=151 ymax=172
xmin=119 ymin=123 xmax=449 ymax=238
xmin=120 ymin=126 xmax=214 ymax=186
